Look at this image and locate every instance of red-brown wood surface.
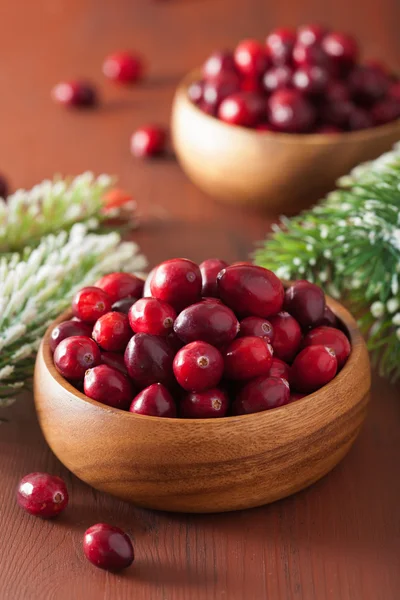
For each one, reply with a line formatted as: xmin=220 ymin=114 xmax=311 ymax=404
xmin=0 ymin=1 xmax=399 ymax=598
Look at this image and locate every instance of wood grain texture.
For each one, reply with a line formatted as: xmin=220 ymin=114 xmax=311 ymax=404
xmin=34 ymin=302 xmax=370 ymax=513
xmin=0 ymin=0 xmax=400 ymax=598
xmin=172 ymin=71 xmax=400 ymax=212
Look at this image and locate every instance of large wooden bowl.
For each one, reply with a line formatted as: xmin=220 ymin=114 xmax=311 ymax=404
xmin=34 ymin=297 xmax=370 ymax=513
xmin=172 ymin=70 xmax=400 ymax=213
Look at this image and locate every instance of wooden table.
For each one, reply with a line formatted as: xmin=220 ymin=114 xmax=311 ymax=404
xmin=1 ymin=1 xmax=400 ymax=598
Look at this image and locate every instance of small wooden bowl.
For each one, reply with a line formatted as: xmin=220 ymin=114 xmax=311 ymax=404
xmin=34 ymin=297 xmax=370 ymax=513
xmin=172 ymin=70 xmax=400 ymax=213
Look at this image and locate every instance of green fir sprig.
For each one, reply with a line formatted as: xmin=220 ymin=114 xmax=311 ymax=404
xmin=254 ymin=144 xmax=400 ymax=382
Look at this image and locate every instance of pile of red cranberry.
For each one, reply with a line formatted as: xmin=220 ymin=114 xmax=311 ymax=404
xmin=51 ymin=259 xmax=351 ymax=418
xmin=188 ymin=25 xmax=400 ymax=133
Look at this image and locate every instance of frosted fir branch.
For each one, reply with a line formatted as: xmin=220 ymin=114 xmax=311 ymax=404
xmin=254 ymin=144 xmax=400 ymax=382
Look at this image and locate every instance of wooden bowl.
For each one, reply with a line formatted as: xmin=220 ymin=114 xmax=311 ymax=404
xmin=34 ymin=297 xmax=370 ymax=513
xmin=172 ymin=70 xmax=400 ymax=213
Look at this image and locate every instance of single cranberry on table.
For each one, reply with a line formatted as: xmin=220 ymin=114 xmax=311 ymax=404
xmin=269 ymin=357 xmax=290 ymax=381
xmin=284 ymin=280 xmax=325 ymax=328
xmin=174 ymin=301 xmax=239 ymax=347
xmin=72 ymin=286 xmax=113 ymax=324
xmin=101 ymin=351 xmax=129 ymax=375
xmin=202 ymin=73 xmax=241 ymax=111
xmin=173 ymin=341 xmax=224 ymax=392
xmin=180 ymin=388 xmax=229 ymax=418
xmin=292 ymin=65 xmax=330 ymax=95
xmin=50 ymin=319 xmax=92 ymax=352
xmin=348 ymin=65 xmax=390 ymax=104
xmin=234 ymin=376 xmax=290 ymax=415
xmin=262 ymin=65 xmax=293 ymax=94
xmin=84 ymin=365 xmax=133 ymax=409
xmin=54 ymin=336 xmax=101 ymax=381
xmin=17 ymin=472 xmax=69 ymax=518
xmin=202 ymin=50 xmax=237 ymax=79
xmin=267 ymin=89 xmax=316 ymax=133
xmin=238 ymin=316 xmax=274 ymax=341
xmin=129 ymin=383 xmax=176 ymax=417
xmin=269 ymin=312 xmax=302 ymax=362
xmin=290 ymin=345 xmax=337 ymax=393
xmin=52 ymin=81 xmax=97 ymax=108
xmin=83 ymin=523 xmax=134 ymax=571
xmin=218 ymin=264 xmax=284 ymax=317
xmin=95 ymin=272 xmax=144 ymax=304
xmin=102 ymin=51 xmax=144 ymax=84
xmin=92 ymin=312 xmax=132 ymax=352
xmin=233 ymin=39 xmax=269 ymax=78
xmin=187 ymin=80 xmax=205 ymax=105
xmin=371 ymin=98 xmax=400 ymax=125
xmin=124 ymin=333 xmax=175 ymax=388
xmin=224 ymin=336 xmax=273 ymax=381
xmin=322 ymin=32 xmax=359 ymax=72
xmin=130 ymin=125 xmax=167 ymax=158
xmin=303 ymin=325 xmax=351 ymax=369
xmin=112 ymin=297 xmax=138 ymax=315
xmin=265 ymin=28 xmax=296 ymax=66
xmin=199 ymin=258 xmax=228 ymax=297
xmin=129 ymin=297 xmax=176 ymax=336
xmin=218 ymin=92 xmax=264 ymax=127
xmin=297 ymin=24 xmax=326 ymax=47
xmin=348 ymin=106 xmax=374 ymax=130
xmin=150 ymin=258 xmax=202 ymax=311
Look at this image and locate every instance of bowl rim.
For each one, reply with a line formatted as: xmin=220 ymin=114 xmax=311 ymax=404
xmin=176 ymin=68 xmax=400 ymax=144
xmin=40 ymin=291 xmax=367 ymax=425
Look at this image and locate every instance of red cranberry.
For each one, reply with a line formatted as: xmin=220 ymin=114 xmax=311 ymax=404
xmin=290 ymin=392 xmax=307 ymax=402
xmin=72 ymin=286 xmax=112 ymax=324
xmin=199 ymin=258 xmax=228 ymax=297
xmin=131 ymin=125 xmax=167 ymax=158
xmin=54 ymin=336 xmax=101 ymax=381
xmin=124 ymin=333 xmax=174 ymax=388
xmin=129 ymin=383 xmax=176 ymax=417
xmin=150 ymin=258 xmax=202 ymax=311
xmin=180 ymin=388 xmax=229 ymax=418
xmin=84 ymin=365 xmax=133 ymax=409
xmin=202 ymin=73 xmax=241 ymax=111
xmin=297 ymin=24 xmax=326 ymax=47
xmin=52 ymin=81 xmax=97 ymax=108
xmin=198 ymin=101 xmax=217 ymax=116
xmin=95 ymin=272 xmax=144 ymax=304
xmin=218 ymin=92 xmax=264 ymax=127
xmin=143 ymin=267 xmax=156 ymax=297
xmin=50 ymin=320 xmax=92 ymax=352
xmin=238 ymin=316 xmax=274 ymax=341
xmin=217 ymin=264 xmax=284 ymax=317
xmin=101 ymin=351 xmax=129 ymax=375
xmin=173 ymin=341 xmax=224 ymax=392
xmin=316 ymin=125 xmax=342 ymax=133
xmin=348 ymin=106 xmax=374 ymax=131
xmin=317 ymin=305 xmax=338 ymax=327
xmin=349 ymin=65 xmax=389 ymax=104
xmin=92 ymin=312 xmax=131 ymax=352
xmin=17 ymin=472 xmax=69 ymax=518
xmin=269 ymin=357 xmax=290 ymax=381
xmin=174 ymin=301 xmax=239 ymax=347
xmin=284 ymin=280 xmax=325 ymax=328
xmin=319 ymin=98 xmax=353 ymax=127
xmin=103 ymin=51 xmax=144 ymax=84
xmin=0 ymin=175 xmax=8 ymax=198
xmin=224 ymin=336 xmax=273 ymax=381
xmin=266 ymin=28 xmax=296 ymax=66
xmin=389 ymin=81 xmax=400 ymax=102
xmin=129 ymin=297 xmax=176 ymax=336
xmin=83 ymin=523 xmax=134 ymax=571
xmin=292 ymin=43 xmax=331 ymax=69
xmin=202 ymin=51 xmax=237 ymax=79
xmin=268 ymin=312 xmax=302 ymax=362
xmin=292 ymin=65 xmax=329 ymax=95
xmin=112 ymin=297 xmax=138 ymax=315
xmin=290 ymin=345 xmax=337 ymax=392
xmin=240 ymin=76 xmax=264 ymax=93
xmin=303 ymin=325 xmax=351 ymax=369
xmin=325 ymin=80 xmax=351 ymax=103
xmin=268 ymin=89 xmax=316 ymax=132
xmin=371 ymin=98 xmax=400 ymax=125
xmin=234 ymin=376 xmax=290 ymax=415
xmin=262 ymin=66 xmax=293 ymax=93
xmin=322 ymin=32 xmax=358 ymax=72
xmin=188 ymin=80 xmax=205 ymax=105
xmin=234 ymin=39 xmax=269 ymax=78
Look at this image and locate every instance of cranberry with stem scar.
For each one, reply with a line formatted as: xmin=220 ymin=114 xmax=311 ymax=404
xmin=150 ymin=258 xmax=202 ymax=311
xmin=238 ymin=316 xmax=274 ymax=341
xmin=129 ymin=297 xmax=176 ymax=336
xmin=95 ymin=272 xmax=144 ymax=304
xmin=180 ymin=388 xmax=229 ymax=418
xmin=224 ymin=336 xmax=273 ymax=381
xmin=268 ymin=312 xmax=302 ymax=363
xmin=72 ymin=286 xmax=112 ymax=324
xmin=303 ymin=325 xmax=351 ymax=369
xmin=173 ymin=341 xmax=224 ymax=392
xmin=129 ymin=383 xmax=176 ymax=417
xmin=199 ymin=258 xmax=228 ymax=297
xmin=92 ymin=312 xmax=132 ymax=352
xmin=290 ymin=345 xmax=337 ymax=393
xmin=83 ymin=523 xmax=134 ymax=571
xmin=234 ymin=376 xmax=290 ymax=415
xmin=54 ymin=336 xmax=101 ymax=381
xmin=50 ymin=320 xmax=92 ymax=353
xmin=17 ymin=472 xmax=69 ymax=518
xmin=84 ymin=365 xmax=133 ymax=409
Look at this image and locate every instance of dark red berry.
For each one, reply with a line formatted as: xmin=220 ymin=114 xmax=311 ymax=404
xmin=292 ymin=65 xmax=330 ymax=95
xmin=17 ymin=472 xmax=68 ymax=518
xmin=297 ymin=24 xmax=326 ymax=47
xmin=174 ymin=301 xmax=239 ymax=347
xmin=325 ymin=80 xmax=351 ymax=103
xmin=217 ymin=264 xmax=284 ymax=317
xmin=124 ymin=333 xmax=175 ymax=388
xmin=101 ymin=351 xmax=129 ymax=375
xmin=322 ymin=32 xmax=359 ymax=72
xmin=202 ymin=73 xmax=241 ymax=111
xmin=112 ymin=297 xmax=138 ymax=315
xmin=284 ymin=280 xmax=325 ymax=328
xmin=72 ymin=286 xmax=113 ymax=324
xmin=290 ymin=345 xmax=337 ymax=392
xmin=348 ymin=106 xmax=374 ymax=130
xmin=371 ymin=98 xmax=400 ymax=125
xmin=319 ymin=98 xmax=353 ymax=127
xmin=52 ymin=81 xmax=97 ymax=108
xmin=262 ymin=66 xmax=293 ymax=94
xmin=131 ymin=125 xmax=167 ymax=158
xmin=92 ymin=312 xmax=132 ymax=352
xmin=240 ymin=76 xmax=264 ymax=93
xmin=224 ymin=336 xmax=273 ymax=381
xmin=150 ymin=258 xmax=202 ymax=311
xmin=269 ymin=357 xmax=290 ymax=381
xmin=50 ymin=320 xmax=92 ymax=353
xmin=348 ymin=65 xmax=389 ymax=104
xmin=317 ymin=305 xmax=338 ymax=327
xmin=268 ymin=89 xmax=316 ymax=132
xmin=188 ymin=80 xmax=205 ymax=105
xmin=173 ymin=341 xmax=224 ymax=392
xmin=292 ymin=43 xmax=332 ymax=69
xmin=269 ymin=312 xmax=302 ymax=362
xmin=54 ymin=336 xmax=101 ymax=381
xmin=129 ymin=383 xmax=176 ymax=417
xmin=234 ymin=39 xmax=269 ymax=77
xmin=389 ymin=81 xmax=400 ymax=102
xmin=199 ymin=258 xmax=228 ymax=297
xmin=83 ymin=523 xmax=134 ymax=571
xmin=129 ymin=297 xmax=176 ymax=336
xmin=303 ymin=325 xmax=351 ymax=369
xmin=103 ymin=51 xmax=144 ymax=84
xmin=95 ymin=272 xmax=144 ymax=303
xmin=238 ymin=316 xmax=274 ymax=341
xmin=180 ymin=388 xmax=229 ymax=418
xmin=266 ymin=28 xmax=296 ymax=66
xmin=202 ymin=51 xmax=237 ymax=79
xmin=84 ymin=365 xmax=133 ymax=409
xmin=218 ymin=92 xmax=264 ymax=127
xmin=234 ymin=376 xmax=290 ymax=415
